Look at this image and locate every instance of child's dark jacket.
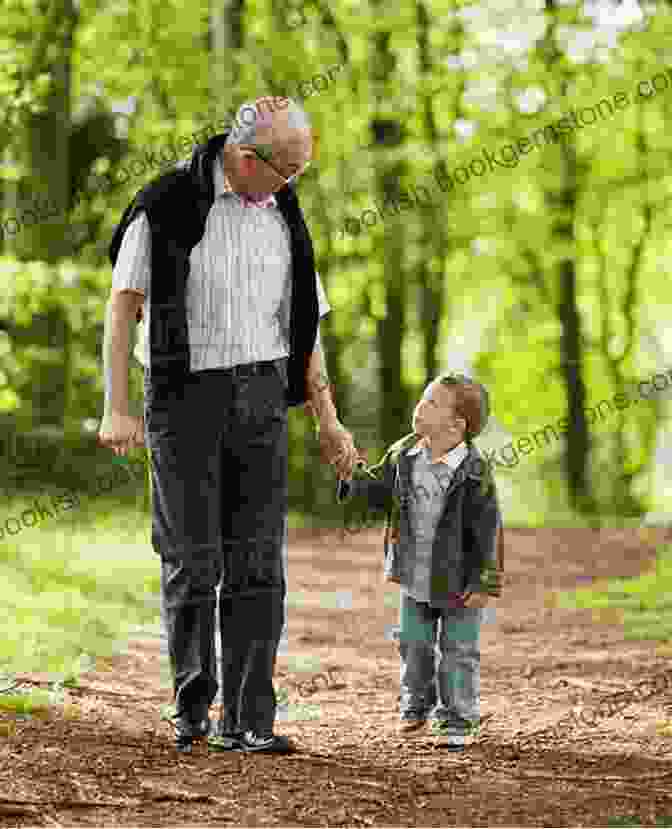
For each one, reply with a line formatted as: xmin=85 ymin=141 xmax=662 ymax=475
xmin=338 ymin=433 xmax=504 ymax=603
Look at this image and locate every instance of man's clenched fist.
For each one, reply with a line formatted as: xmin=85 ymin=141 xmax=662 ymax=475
xmin=98 ymin=412 xmax=145 ymax=456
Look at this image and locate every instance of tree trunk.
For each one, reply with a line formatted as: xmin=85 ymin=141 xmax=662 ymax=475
xmin=416 ymin=0 xmax=457 ymax=388
xmin=369 ymin=14 xmax=409 ymax=449
xmin=556 ymin=237 xmax=592 ymax=512
xmin=594 ymin=100 xmax=652 ymax=516
xmin=13 ymin=0 xmax=77 ymax=432
xmin=14 ymin=0 xmax=75 ymax=263
xmin=210 ymin=0 xmax=245 ymax=116
xmin=543 ymin=0 xmax=594 ymax=514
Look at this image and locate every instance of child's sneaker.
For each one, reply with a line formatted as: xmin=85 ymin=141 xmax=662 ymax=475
xmin=431 ymin=718 xmax=476 ymax=750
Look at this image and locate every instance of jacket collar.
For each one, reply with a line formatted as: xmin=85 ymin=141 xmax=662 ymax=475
xmin=407 ymin=437 xmax=468 ymax=471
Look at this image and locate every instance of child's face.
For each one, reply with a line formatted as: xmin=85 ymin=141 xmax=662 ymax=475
xmin=412 ymin=382 xmax=466 ymax=445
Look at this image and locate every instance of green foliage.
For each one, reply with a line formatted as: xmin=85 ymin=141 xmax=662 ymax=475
xmin=558 ymin=544 xmax=672 ymax=642
xmin=0 ymin=689 xmax=51 ymax=715
xmin=0 ymin=255 xmax=109 ymax=423
xmin=0 ymin=498 xmax=158 ymax=680
xmin=0 ymin=0 xmax=671 ymax=529
xmin=3 ymin=0 xmax=672 ymax=712
xmin=0 ymin=0 xmax=60 ymax=139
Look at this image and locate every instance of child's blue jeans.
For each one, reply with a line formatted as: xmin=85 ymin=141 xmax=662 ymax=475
xmin=398 ymin=591 xmax=482 ymax=733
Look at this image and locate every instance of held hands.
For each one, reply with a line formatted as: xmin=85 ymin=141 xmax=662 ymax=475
xmin=460 ymin=591 xmax=491 ymax=609
xmin=461 ymin=569 xmax=505 ymax=607
xmin=318 ymin=418 xmax=359 ymax=480
xmin=98 ymin=411 xmax=145 ymax=456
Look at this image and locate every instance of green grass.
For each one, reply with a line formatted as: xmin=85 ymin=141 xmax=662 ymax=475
xmin=383 ymin=589 xmax=399 ymax=609
xmin=0 ymin=486 xmax=159 ymax=686
xmin=0 ymin=469 xmax=335 ymax=701
xmin=283 ymin=653 xmax=323 ymax=673
xmin=557 ymin=543 xmax=672 ymax=642
xmin=0 ymin=689 xmax=52 ymax=715
xmin=606 ymin=817 xmax=672 ymax=827
xmin=276 ymin=702 xmax=321 ymax=721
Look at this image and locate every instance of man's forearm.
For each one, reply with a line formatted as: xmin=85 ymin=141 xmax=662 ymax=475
xmin=102 ymin=298 xmax=137 ymax=416
xmin=305 ymin=328 xmax=338 ymax=426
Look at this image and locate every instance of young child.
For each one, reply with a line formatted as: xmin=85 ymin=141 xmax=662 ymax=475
xmin=337 ymin=373 xmax=504 ymax=750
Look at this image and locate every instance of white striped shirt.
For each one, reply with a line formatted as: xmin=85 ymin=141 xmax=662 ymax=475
xmin=111 ymin=151 xmax=330 ymax=370
xmin=405 ymin=440 xmax=468 ymax=602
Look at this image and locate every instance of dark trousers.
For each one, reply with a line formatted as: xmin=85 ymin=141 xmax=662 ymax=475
xmin=144 ymin=358 xmax=289 ymax=734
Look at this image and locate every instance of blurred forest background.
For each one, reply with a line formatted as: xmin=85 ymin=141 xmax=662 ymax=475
xmin=1 ymin=0 xmax=672 ymax=533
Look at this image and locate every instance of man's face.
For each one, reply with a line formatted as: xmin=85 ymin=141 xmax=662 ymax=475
xmin=412 ymin=382 xmax=466 ymax=444
xmin=232 ymin=131 xmax=313 ymax=198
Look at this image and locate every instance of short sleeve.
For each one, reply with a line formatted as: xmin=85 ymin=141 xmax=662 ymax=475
xmin=111 ymin=212 xmax=151 ymax=296
xmin=316 ymin=271 xmax=331 ymax=318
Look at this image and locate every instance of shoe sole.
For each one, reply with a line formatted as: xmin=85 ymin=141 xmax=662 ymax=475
xmin=235 ymin=744 xmax=295 ymax=754
xmin=433 ymin=733 xmax=468 ymax=747
xmin=234 ymin=739 xmax=295 ymax=754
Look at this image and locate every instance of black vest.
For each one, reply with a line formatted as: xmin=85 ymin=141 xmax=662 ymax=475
xmin=109 ymin=131 xmax=319 ymax=406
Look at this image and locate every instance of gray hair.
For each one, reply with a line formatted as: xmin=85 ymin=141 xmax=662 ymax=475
xmin=225 ymin=97 xmax=311 ymax=146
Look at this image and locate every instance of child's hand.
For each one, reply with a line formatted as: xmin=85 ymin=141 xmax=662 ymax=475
xmin=461 ymin=591 xmax=490 ymax=609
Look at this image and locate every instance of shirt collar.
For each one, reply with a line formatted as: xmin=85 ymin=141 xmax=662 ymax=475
xmin=214 ymin=151 xmax=277 ymax=207
xmin=407 ymin=437 xmax=468 ymax=470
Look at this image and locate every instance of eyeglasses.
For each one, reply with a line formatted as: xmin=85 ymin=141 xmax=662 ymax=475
xmin=247 ymin=145 xmax=311 ymax=186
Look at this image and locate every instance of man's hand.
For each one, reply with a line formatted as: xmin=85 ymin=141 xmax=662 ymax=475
xmin=318 ymin=419 xmax=359 ymax=480
xmin=98 ymin=412 xmax=145 ymax=456
xmin=305 ymin=336 xmax=359 ymax=478
xmin=461 ymin=591 xmax=490 ymax=609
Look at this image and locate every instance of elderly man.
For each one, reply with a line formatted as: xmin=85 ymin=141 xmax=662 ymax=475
xmin=99 ymin=96 xmax=358 ymax=754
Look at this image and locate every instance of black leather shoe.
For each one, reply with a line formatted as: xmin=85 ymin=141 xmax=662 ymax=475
xmin=170 ymin=709 xmax=211 ymax=754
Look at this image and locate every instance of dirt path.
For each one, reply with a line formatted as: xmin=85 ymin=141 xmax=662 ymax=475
xmin=2 ymin=527 xmax=672 ymax=827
